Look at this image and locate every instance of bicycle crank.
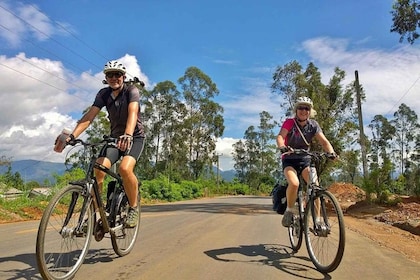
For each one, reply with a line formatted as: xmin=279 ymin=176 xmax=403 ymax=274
xmin=94 ymin=220 xmax=105 ymax=241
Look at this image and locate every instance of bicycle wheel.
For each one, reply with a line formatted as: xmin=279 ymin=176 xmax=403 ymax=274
xmin=288 ymin=200 xmax=303 ymax=252
xmin=304 ymin=190 xmax=345 ymax=273
xmin=111 ymin=190 xmax=140 ymax=256
xmin=36 ymin=184 xmax=94 ymax=280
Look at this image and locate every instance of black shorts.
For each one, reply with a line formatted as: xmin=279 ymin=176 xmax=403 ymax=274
xmin=99 ymin=137 xmax=145 ymax=165
xmin=282 ymin=157 xmax=310 ymax=176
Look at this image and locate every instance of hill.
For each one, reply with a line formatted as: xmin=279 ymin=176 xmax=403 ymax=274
xmin=0 ymin=160 xmax=66 ymax=183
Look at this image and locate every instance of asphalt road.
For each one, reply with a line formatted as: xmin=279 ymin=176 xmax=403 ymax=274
xmin=0 ymin=196 xmax=419 ymax=280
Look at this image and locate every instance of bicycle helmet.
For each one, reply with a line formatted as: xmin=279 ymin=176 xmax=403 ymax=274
xmin=103 ymin=60 xmax=126 ymax=74
xmin=294 ymin=96 xmax=313 ymax=109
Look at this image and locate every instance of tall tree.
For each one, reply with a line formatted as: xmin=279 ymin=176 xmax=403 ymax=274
xmin=271 ymin=60 xmax=303 ymax=114
xmin=178 ymin=67 xmax=224 ymax=179
xmin=367 ymin=115 xmax=396 ymax=196
xmin=143 ymin=81 xmax=185 ymax=178
xmin=232 ymin=140 xmax=247 ymax=183
xmin=232 ymin=112 xmax=277 ymax=190
xmin=391 ymin=103 xmax=419 ymax=175
xmin=391 ymin=0 xmax=420 ymax=44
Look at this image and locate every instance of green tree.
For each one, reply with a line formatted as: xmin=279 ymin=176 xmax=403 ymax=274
xmin=0 ymin=166 xmax=25 ymax=191
xmin=271 ymin=60 xmax=303 ymax=114
xmin=142 ymin=81 xmax=188 ymax=179
xmin=232 ymin=140 xmax=247 ymax=183
xmin=232 ymin=111 xmax=277 ymax=192
xmin=337 ymin=150 xmax=362 ymax=184
xmin=178 ymin=67 xmax=224 ymax=179
xmin=367 ymin=115 xmax=396 ymax=197
xmin=391 ymin=103 xmax=419 ymax=175
xmin=391 ymin=0 xmax=420 ymax=44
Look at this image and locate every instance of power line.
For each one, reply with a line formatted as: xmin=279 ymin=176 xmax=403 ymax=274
xmin=22 ymin=0 xmax=110 ymax=63
xmin=18 ymin=1 xmax=137 ymax=80
xmin=0 ymin=3 xmax=103 ymax=71
xmin=384 ymin=75 xmax=420 ymax=116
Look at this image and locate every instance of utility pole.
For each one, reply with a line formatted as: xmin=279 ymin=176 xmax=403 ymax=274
xmin=355 ymin=70 xmax=368 ymax=179
xmin=215 ymin=153 xmax=223 ymax=191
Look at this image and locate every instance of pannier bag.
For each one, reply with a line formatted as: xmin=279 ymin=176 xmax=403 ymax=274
xmin=271 ymin=183 xmax=287 ymax=214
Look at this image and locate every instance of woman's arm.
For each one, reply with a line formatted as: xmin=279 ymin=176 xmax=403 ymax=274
xmin=276 ymin=128 xmax=289 ymax=148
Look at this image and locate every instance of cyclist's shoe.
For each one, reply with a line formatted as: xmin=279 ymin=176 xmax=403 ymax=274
xmin=125 ymin=207 xmax=139 ymax=228
xmin=282 ymin=210 xmax=294 ymax=227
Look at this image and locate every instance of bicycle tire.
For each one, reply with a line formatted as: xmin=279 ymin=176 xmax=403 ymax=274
xmin=36 ymin=184 xmax=94 ymax=280
xmin=288 ymin=199 xmax=303 ymax=252
xmin=111 ymin=190 xmax=140 ymax=256
xmin=304 ymin=190 xmax=345 ymax=273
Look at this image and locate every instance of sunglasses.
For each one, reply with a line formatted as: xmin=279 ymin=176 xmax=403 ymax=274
xmin=297 ymin=106 xmax=310 ymax=111
xmin=106 ymin=72 xmax=123 ymax=79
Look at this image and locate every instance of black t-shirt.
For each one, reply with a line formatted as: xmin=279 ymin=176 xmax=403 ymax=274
xmin=92 ymin=84 xmax=145 ymax=138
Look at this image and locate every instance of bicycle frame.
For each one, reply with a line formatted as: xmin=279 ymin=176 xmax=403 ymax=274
xmin=66 ymin=141 xmax=124 ymax=237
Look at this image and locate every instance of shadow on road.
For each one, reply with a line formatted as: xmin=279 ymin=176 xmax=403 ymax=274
xmin=0 ymin=248 xmax=116 ymax=280
xmin=204 ymin=243 xmax=331 ymax=280
xmin=142 ymin=196 xmax=274 ymax=216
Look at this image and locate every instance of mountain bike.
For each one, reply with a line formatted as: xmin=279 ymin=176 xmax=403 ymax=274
xmin=36 ymin=136 xmax=141 ymax=280
xmin=284 ymin=149 xmax=345 ymax=273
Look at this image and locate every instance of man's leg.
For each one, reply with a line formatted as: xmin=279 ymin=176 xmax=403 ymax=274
xmin=119 ymin=155 xmax=139 ymax=228
xmin=119 ymin=155 xmax=138 ymax=207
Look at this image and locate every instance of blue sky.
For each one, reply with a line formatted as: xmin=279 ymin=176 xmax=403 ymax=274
xmin=0 ymin=0 xmax=419 ymax=170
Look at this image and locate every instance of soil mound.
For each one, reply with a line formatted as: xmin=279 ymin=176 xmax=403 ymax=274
xmin=328 ymin=182 xmax=366 ymax=210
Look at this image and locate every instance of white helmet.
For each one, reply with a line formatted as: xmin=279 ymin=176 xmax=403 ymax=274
xmin=295 ymin=96 xmax=313 ymax=109
xmin=103 ymin=60 xmax=126 ymax=74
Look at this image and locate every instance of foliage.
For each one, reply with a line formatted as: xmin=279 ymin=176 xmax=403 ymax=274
xmin=0 ymin=166 xmax=25 ymax=191
xmin=140 ymin=176 xmax=203 ymax=202
xmin=391 ymin=0 xmax=420 ymax=44
xmin=232 ymin=111 xmax=278 ymax=192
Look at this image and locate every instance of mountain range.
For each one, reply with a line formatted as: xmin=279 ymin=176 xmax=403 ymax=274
xmin=0 ymin=160 xmax=236 ymax=184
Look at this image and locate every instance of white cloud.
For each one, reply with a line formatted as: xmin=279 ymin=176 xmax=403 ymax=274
xmin=215 ymin=137 xmax=238 ymax=171
xmin=301 ymin=37 xmax=420 ymax=121
xmin=0 ymin=53 xmax=149 ymax=163
xmin=0 ymin=1 xmax=61 ymax=47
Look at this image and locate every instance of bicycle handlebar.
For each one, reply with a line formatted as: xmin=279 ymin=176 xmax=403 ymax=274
xmin=281 ymin=148 xmax=338 ymax=160
xmin=67 ymin=135 xmax=118 ymax=148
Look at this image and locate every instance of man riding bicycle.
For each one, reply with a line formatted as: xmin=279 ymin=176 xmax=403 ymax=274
xmin=64 ymin=60 xmax=145 ymax=228
xmin=276 ymin=96 xmax=336 ymax=227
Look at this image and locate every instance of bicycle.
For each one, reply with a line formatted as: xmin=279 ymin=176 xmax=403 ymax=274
xmin=283 ymin=149 xmax=345 ymax=273
xmin=36 ymin=136 xmax=141 ymax=280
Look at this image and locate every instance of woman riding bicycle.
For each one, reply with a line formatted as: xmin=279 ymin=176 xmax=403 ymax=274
xmin=276 ymin=96 xmax=336 ymax=227
xmin=63 ymin=60 xmax=145 ymax=228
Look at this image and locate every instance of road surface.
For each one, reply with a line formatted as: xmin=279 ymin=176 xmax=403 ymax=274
xmin=0 ymin=196 xmax=419 ymax=279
